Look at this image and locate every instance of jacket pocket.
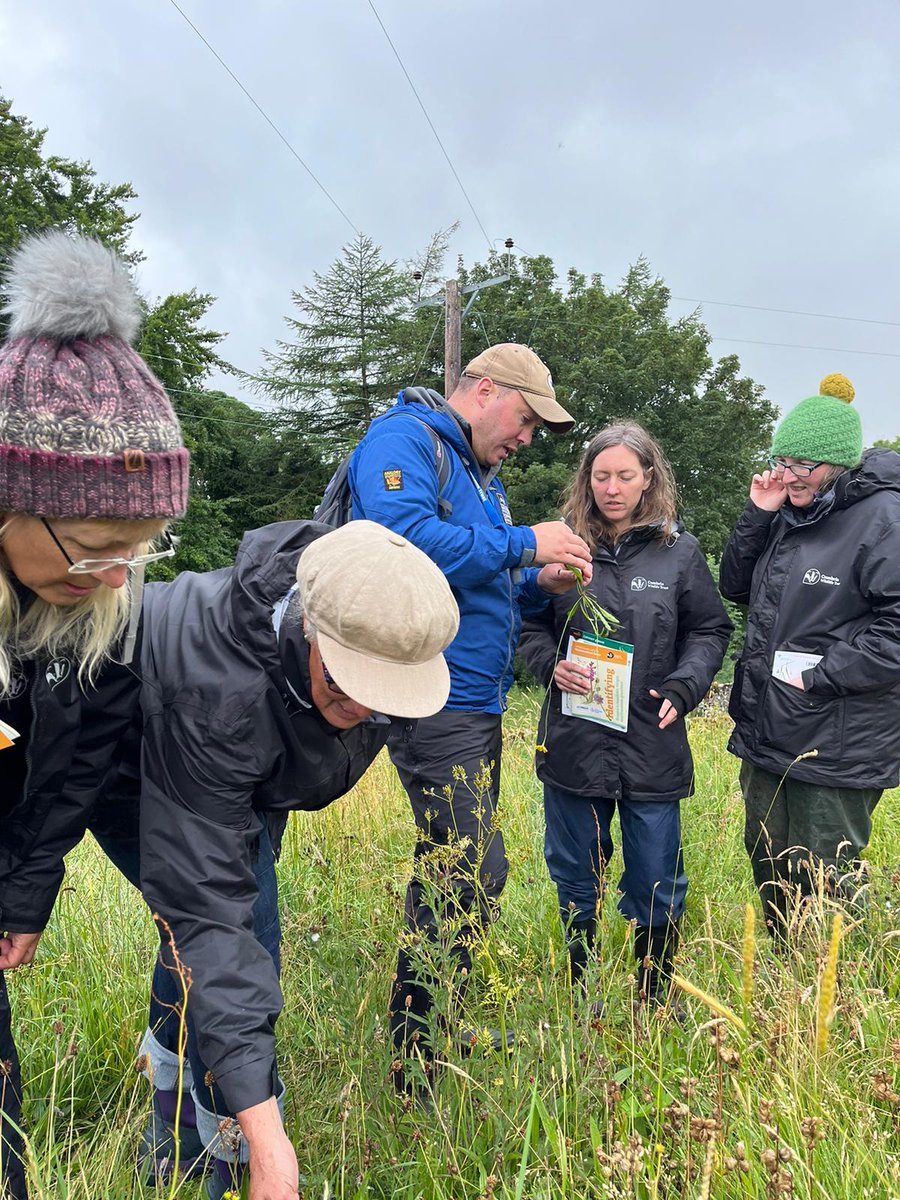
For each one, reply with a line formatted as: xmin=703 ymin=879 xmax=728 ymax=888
xmin=758 ymin=677 xmax=843 ymax=761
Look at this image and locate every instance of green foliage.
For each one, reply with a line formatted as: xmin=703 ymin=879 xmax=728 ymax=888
xmin=0 ymin=96 xmax=139 ymax=312
xmin=873 ymin=436 xmax=900 ymax=453
xmin=456 ymin=253 xmax=777 ymax=556
xmin=13 ymin=701 xmax=900 ymax=1198
xmin=257 ymin=233 xmax=420 ymax=457
xmin=137 ymin=291 xmax=231 ymax=397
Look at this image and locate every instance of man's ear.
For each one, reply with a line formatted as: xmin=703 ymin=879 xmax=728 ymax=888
xmin=473 ymin=376 xmax=495 ymax=409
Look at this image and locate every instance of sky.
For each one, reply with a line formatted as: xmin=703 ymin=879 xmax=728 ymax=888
xmin=3 ymin=0 xmax=899 ymax=442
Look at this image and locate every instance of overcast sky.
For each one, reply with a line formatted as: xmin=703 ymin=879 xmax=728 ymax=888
xmin=4 ymin=0 xmax=899 ymax=441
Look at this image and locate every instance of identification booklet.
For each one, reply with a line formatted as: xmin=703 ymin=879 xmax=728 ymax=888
xmin=560 ymin=632 xmax=635 ymax=733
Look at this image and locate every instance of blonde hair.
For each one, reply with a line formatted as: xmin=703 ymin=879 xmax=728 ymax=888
xmin=564 ymin=422 xmax=679 ymax=547
xmin=0 ymin=516 xmax=166 ymax=697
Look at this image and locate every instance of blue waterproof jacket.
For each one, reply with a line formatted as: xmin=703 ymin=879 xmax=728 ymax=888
xmin=349 ymin=390 xmax=545 ymax=713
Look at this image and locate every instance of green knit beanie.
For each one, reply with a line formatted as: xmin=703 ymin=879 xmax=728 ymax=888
xmin=771 ymin=373 xmax=862 ymax=468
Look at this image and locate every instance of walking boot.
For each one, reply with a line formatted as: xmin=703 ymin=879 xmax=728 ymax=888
xmin=138 ymin=1086 xmax=207 ymax=1185
xmin=566 ymin=916 xmax=604 ymax=1019
xmin=207 ymin=1156 xmax=244 ymax=1200
xmin=388 ymin=948 xmax=436 ymax=1108
xmin=634 ymin=921 xmax=681 ymax=1013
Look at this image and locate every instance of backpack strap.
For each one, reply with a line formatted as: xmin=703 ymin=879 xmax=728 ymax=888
xmin=404 ymin=412 xmax=454 ymax=519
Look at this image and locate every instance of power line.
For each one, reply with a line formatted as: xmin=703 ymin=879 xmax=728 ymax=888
xmin=165 ymin=0 xmax=359 ymax=235
xmin=410 ymin=311 xmax=445 ymax=383
xmin=174 ymin=408 xmax=274 ymax=429
xmin=522 ymin=316 xmax=900 ymax=360
xmin=710 ymin=335 xmax=900 ymax=360
xmin=366 ymin=0 xmax=492 ymax=250
xmin=672 ymin=295 xmax=900 ymax=329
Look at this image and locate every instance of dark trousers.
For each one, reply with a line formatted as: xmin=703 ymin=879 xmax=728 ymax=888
xmin=92 ymin=824 xmax=282 ymax=1137
xmin=387 ymin=711 xmax=506 ymax=1048
xmin=542 ymin=783 xmax=688 ymax=930
xmin=0 ymin=970 xmax=27 ymax=1200
xmin=740 ymin=761 xmax=882 ymax=931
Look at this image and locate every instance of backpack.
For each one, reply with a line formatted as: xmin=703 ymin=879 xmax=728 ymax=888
xmin=314 ymin=395 xmax=454 ymax=529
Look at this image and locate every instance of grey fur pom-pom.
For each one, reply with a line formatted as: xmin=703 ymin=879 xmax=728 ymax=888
xmin=3 ymin=231 xmax=141 ymax=343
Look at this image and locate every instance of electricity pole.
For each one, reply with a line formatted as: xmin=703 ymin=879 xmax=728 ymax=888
xmin=415 ymin=271 xmax=510 ymax=395
xmin=444 ymin=279 xmax=461 ymax=396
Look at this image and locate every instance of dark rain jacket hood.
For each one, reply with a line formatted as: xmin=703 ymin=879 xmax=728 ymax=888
xmin=720 ymin=448 xmax=900 ymax=789
xmin=519 ymin=524 xmax=732 ymax=803
xmin=137 ymin=521 xmax=393 ymax=1114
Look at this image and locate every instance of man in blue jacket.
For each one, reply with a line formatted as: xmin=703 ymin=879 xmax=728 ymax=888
xmin=348 ymin=343 xmax=592 ymax=1087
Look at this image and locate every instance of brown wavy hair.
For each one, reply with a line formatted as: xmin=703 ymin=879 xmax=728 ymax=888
xmin=563 ymin=422 xmax=679 ymax=547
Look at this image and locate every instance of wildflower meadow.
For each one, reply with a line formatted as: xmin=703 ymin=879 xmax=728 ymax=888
xmin=7 ymin=692 xmax=900 ymax=1199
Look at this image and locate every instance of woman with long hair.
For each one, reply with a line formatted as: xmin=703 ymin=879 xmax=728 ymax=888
xmin=519 ymin=422 xmax=731 ymax=1011
xmin=0 ymin=231 xmax=188 ymax=1200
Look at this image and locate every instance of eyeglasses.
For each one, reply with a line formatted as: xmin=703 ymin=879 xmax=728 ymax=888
xmin=767 ymin=456 xmax=824 ymax=478
xmin=41 ymin=518 xmax=177 ymax=575
xmin=320 ymin=657 xmax=346 ymax=696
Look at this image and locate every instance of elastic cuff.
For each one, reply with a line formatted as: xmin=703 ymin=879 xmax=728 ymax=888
xmin=194 ymin=1079 xmax=286 ymax=1164
xmin=138 ymin=1026 xmax=194 ymax=1092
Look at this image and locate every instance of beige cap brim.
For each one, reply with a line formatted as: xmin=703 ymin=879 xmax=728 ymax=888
xmin=316 ymin=628 xmax=451 ymax=719
xmin=519 ymin=389 xmax=575 ymax=434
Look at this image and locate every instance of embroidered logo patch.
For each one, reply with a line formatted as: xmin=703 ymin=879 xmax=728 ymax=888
xmin=383 ymin=469 xmax=404 ymax=491
xmin=46 ymin=659 xmax=71 ymax=690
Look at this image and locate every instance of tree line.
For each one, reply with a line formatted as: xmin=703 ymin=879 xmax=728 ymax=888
xmin=3 ymin=95 xmax=782 ymax=575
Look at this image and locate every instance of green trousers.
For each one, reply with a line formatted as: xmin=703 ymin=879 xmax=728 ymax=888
xmin=740 ymin=761 xmax=882 ymax=933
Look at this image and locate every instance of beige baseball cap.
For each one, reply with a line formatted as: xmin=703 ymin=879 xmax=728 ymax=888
xmin=463 ymin=343 xmax=575 ymax=433
xmin=296 ymin=520 xmax=459 ymax=718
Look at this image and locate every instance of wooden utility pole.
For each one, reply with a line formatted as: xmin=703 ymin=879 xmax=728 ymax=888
xmin=444 ymin=279 xmax=461 ymax=396
xmin=413 ymin=270 xmax=510 ymax=395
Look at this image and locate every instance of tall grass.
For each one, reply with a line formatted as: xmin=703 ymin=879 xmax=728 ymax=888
xmin=6 ymin=692 xmax=900 ymax=1199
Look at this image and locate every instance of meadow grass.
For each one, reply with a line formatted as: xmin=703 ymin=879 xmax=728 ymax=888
xmin=6 ymin=689 xmax=900 ymax=1199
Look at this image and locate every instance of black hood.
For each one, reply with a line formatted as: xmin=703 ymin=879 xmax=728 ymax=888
xmin=834 ymin=447 xmax=900 ymax=507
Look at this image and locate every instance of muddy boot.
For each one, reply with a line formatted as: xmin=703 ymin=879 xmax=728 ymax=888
xmin=635 ymin=921 xmax=680 ymax=1010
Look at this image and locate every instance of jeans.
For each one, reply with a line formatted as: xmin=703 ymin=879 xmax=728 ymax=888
xmin=543 ymin=783 xmax=687 ymax=929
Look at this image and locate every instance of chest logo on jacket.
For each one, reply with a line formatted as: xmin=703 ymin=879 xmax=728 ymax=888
xmin=802 ymin=568 xmax=841 ymax=587
xmin=7 ymin=673 xmax=26 ymax=699
xmin=45 ymin=658 xmax=72 ymax=690
xmin=631 ymin=577 xmax=669 ymax=592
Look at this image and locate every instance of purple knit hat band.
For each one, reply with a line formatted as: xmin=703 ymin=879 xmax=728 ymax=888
xmin=0 ymin=232 xmax=190 ymax=521
xmin=0 ymin=443 xmax=190 ymax=519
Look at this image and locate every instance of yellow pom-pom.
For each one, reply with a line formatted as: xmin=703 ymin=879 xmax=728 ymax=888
xmin=819 ymin=373 xmax=855 ymax=404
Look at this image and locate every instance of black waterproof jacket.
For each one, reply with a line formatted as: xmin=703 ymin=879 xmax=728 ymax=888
xmin=720 ymin=448 xmax=900 ymax=789
xmin=0 ymin=640 xmax=139 ymax=935
xmin=518 ymin=526 xmax=732 ymax=803
xmin=137 ymin=522 xmax=392 ymax=1115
